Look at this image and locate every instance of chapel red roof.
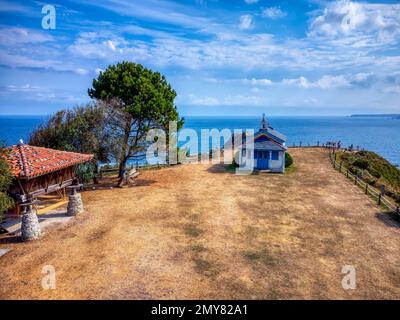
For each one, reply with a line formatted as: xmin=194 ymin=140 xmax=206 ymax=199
xmin=3 ymin=144 xmax=93 ymax=179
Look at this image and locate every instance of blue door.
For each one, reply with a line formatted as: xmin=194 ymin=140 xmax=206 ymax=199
xmin=256 ymin=151 xmax=269 ymax=169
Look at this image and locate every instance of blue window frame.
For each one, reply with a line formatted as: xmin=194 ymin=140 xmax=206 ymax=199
xmin=271 ymin=151 xmax=279 ymax=160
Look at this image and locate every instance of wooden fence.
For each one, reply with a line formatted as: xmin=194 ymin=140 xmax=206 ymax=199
xmin=288 ymin=141 xmax=365 ymax=151
xmin=289 ymin=141 xmax=330 ymax=148
xmin=99 ymin=162 xmax=171 ymax=177
xmin=330 ymin=152 xmax=400 ymax=218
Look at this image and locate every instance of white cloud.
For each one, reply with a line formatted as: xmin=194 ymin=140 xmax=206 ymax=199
xmin=75 ymin=68 xmax=89 ymax=75
xmin=243 ymin=78 xmax=272 ymax=86
xmin=382 ymin=85 xmax=400 ymax=94
xmin=188 ymin=93 xmax=263 ymax=106
xmin=239 ymin=14 xmax=253 ymax=30
xmin=0 ymin=84 xmax=86 ymax=103
xmin=6 ymin=84 xmax=40 ymax=92
xmin=95 ymin=68 xmax=104 ymax=75
xmin=188 ymin=94 xmax=219 ymax=106
xmin=244 ymin=0 xmax=259 ymax=4
xmin=104 ymin=40 xmax=117 ymax=51
xmin=262 ymin=7 xmax=287 ymax=20
xmin=281 ymin=75 xmax=350 ymax=89
xmin=0 ymin=1 xmax=32 ymax=14
xmin=81 ymin=0 xmax=221 ymax=35
xmin=314 ymin=75 xmax=349 ymax=89
xmin=0 ymin=27 xmax=53 ymax=44
xmin=282 ymin=76 xmax=312 ymax=88
xmin=308 ymin=0 xmax=400 ymax=46
xmin=279 ymin=73 xmax=383 ymax=90
xmin=69 ymin=33 xmax=129 ymax=59
xmin=0 ymin=50 xmax=60 ymax=69
xmin=63 ymin=27 xmax=400 ymax=78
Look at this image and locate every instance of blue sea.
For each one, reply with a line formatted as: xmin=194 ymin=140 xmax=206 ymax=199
xmin=0 ymin=115 xmax=399 ymax=166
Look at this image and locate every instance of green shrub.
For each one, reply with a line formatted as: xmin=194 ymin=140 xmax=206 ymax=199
xmin=352 ymin=158 xmax=369 ymax=170
xmin=76 ymin=163 xmax=96 ymax=184
xmin=285 ymin=152 xmax=293 ymax=168
xmin=361 ymin=170 xmax=377 ymax=185
xmin=336 ymin=150 xmax=400 ymax=204
xmin=0 ymin=146 xmax=14 ymax=221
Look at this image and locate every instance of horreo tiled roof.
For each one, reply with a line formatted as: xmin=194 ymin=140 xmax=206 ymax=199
xmin=3 ymin=144 xmax=93 ymax=179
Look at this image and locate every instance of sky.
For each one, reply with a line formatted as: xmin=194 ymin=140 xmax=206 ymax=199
xmin=0 ymin=0 xmax=399 ymax=116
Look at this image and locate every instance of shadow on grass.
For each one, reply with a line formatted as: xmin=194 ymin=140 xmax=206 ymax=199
xmin=242 ymin=249 xmax=276 ymax=267
xmin=207 ymin=163 xmax=295 ymax=175
xmin=285 ymin=163 xmax=297 ymax=174
xmin=193 ymin=257 xmax=220 ymax=277
xmin=206 ymin=163 xmax=237 ymax=174
xmin=84 ymin=178 xmax=156 ymax=191
xmin=375 ymin=211 xmax=400 ymax=228
xmin=183 ymin=223 xmax=204 ymax=237
xmin=0 ymin=235 xmax=22 ymax=244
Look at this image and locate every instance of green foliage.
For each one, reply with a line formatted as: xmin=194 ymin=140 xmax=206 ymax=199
xmin=29 ymin=103 xmax=113 ymax=183
xmin=29 ymin=103 xmax=111 ymax=162
xmin=75 ymin=163 xmax=96 ymax=184
xmin=285 ymin=152 xmax=294 ymax=168
xmin=352 ymin=158 xmax=369 ymax=170
xmin=0 ymin=144 xmax=14 ymax=221
xmin=88 ymin=61 xmax=184 ymax=175
xmin=337 ymin=150 xmax=400 ymax=204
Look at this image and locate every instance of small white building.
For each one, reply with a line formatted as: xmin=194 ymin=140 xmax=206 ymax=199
xmin=239 ymin=114 xmax=287 ymax=173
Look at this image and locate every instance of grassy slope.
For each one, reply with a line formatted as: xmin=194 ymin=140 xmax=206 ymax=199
xmin=336 ymin=150 xmax=400 ymax=204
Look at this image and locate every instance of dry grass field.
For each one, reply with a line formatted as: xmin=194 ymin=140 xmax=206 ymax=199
xmin=0 ymin=148 xmax=399 ymax=299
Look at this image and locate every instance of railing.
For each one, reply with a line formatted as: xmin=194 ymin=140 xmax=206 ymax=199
xmin=289 ymin=141 xmax=329 ymax=148
xmin=288 ymin=141 xmax=365 ymax=151
xmin=330 ymin=152 xmax=400 ymax=218
xmin=99 ymin=162 xmax=171 ymax=177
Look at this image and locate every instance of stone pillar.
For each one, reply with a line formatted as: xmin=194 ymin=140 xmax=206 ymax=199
xmin=67 ymin=185 xmax=84 ymax=216
xmin=21 ymin=203 xmax=41 ymax=241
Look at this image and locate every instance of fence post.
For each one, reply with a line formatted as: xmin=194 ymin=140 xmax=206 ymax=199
xmin=339 ymin=161 xmax=342 ymax=172
xmin=378 ymin=194 xmax=381 ymax=205
xmin=355 ymin=175 xmax=357 ymax=185
xmin=365 ymin=184 xmax=368 ymax=194
xmin=346 ymin=169 xmax=349 ymax=178
xmin=317 ymin=141 xmax=320 ymax=147
xmin=300 ymin=141 xmax=302 ymax=147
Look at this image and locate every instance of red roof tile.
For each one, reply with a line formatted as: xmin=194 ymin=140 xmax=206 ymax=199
xmin=3 ymin=144 xmax=93 ymax=179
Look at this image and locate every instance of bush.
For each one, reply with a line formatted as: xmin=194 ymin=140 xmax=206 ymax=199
xmin=361 ymin=170 xmax=377 ymax=185
xmin=285 ymin=152 xmax=293 ymax=168
xmin=352 ymin=159 xmax=369 ymax=170
xmin=0 ymin=146 xmax=14 ymax=221
xmin=337 ymin=150 xmax=400 ymax=204
xmin=76 ymin=163 xmax=96 ymax=184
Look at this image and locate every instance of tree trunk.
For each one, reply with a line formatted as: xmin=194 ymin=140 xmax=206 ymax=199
xmin=118 ymin=160 xmax=126 ymax=178
xmin=117 ymin=115 xmax=132 ymax=179
xmin=117 ymin=157 xmax=128 ymax=187
xmin=93 ymin=163 xmax=99 ymax=184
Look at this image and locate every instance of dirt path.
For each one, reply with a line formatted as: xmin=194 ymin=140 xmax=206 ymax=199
xmin=0 ymin=148 xmax=399 ymax=299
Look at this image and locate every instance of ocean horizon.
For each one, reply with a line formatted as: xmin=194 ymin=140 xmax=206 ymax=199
xmin=0 ymin=114 xmax=399 ymax=166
